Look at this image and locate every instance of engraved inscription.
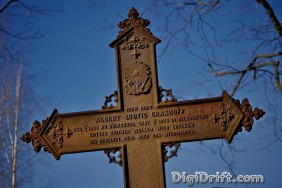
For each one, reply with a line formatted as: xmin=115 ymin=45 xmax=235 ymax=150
xmin=96 ymin=116 xmax=121 ymax=123
xmin=152 ymin=109 xmax=185 ymax=117
xmin=126 ymin=112 xmax=148 ymax=120
xmin=68 ymin=105 xmax=213 ymax=145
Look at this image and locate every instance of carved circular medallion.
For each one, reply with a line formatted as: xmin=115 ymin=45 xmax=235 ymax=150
xmin=124 ymin=61 xmax=152 ymax=95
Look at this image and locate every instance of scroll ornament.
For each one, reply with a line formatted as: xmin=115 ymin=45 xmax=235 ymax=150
xmin=20 ymin=119 xmax=64 ymax=153
xmin=117 ymin=7 xmax=151 ymax=37
xmin=235 ymin=98 xmax=265 ymax=132
xmin=20 ymin=120 xmax=47 ymax=153
xmin=104 ymin=149 xmax=122 ymax=166
xmin=163 ymin=142 xmax=181 ymax=162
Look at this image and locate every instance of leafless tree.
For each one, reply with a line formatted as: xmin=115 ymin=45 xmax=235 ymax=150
xmin=0 ymin=1 xmax=54 ymax=187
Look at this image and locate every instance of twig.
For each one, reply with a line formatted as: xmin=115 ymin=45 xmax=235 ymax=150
xmin=0 ymin=0 xmax=17 ymax=14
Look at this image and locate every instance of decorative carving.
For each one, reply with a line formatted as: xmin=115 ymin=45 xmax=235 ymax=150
xmin=163 ymin=143 xmax=181 ymax=162
xmin=20 ymin=120 xmax=45 ymax=153
xmin=122 ymin=36 xmax=149 ymax=59
xmin=20 ymin=115 xmax=64 ymax=153
xmin=159 ymin=86 xmax=177 ymax=103
xmin=231 ymin=98 xmax=265 ymax=132
xmin=67 ymin=129 xmax=73 ymax=138
xmin=117 ymin=7 xmax=151 ymax=37
xmin=239 ymin=98 xmax=265 ymax=132
xmin=102 ymin=91 xmax=118 ymax=109
xmin=104 ymin=149 xmax=122 ymax=166
xmin=50 ymin=121 xmax=63 ymax=148
xmin=124 ymin=61 xmax=152 ymax=95
xmin=212 ymin=103 xmax=235 ymax=131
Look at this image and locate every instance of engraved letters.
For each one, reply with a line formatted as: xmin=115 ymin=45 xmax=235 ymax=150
xmin=96 ymin=116 xmax=121 ymax=123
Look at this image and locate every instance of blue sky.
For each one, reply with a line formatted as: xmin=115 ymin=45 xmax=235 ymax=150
xmin=15 ymin=0 xmax=282 ymax=187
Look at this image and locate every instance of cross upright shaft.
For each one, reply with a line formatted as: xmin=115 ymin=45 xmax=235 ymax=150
xmin=21 ymin=7 xmax=265 ymax=188
xmin=109 ymin=8 xmax=167 ymax=187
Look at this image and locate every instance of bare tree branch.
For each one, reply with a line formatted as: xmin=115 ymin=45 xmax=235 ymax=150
xmin=274 ymin=61 xmax=282 ymax=92
xmin=0 ymin=116 xmax=12 ymax=165
xmin=0 ymin=0 xmax=17 ymax=14
xmin=0 ymin=27 xmax=45 ymax=40
xmin=195 ymin=0 xmax=220 ymax=7
xmin=256 ymin=0 xmax=282 ymax=36
xmin=209 ymin=51 xmax=282 ymax=94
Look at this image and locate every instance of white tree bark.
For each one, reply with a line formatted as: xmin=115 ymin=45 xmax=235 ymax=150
xmin=11 ymin=62 xmax=23 ymax=188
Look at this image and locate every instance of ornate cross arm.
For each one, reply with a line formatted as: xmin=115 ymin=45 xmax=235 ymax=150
xmin=20 ymin=109 xmax=64 ymax=159
xmin=212 ymin=97 xmax=265 ymax=133
xmin=20 ymin=107 xmax=125 ymax=160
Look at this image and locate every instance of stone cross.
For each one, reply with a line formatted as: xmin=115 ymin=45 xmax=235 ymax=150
xmin=21 ymin=7 xmax=265 ymax=188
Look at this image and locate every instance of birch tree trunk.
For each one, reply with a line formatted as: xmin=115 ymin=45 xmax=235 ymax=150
xmin=11 ymin=62 xmax=23 ymax=188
